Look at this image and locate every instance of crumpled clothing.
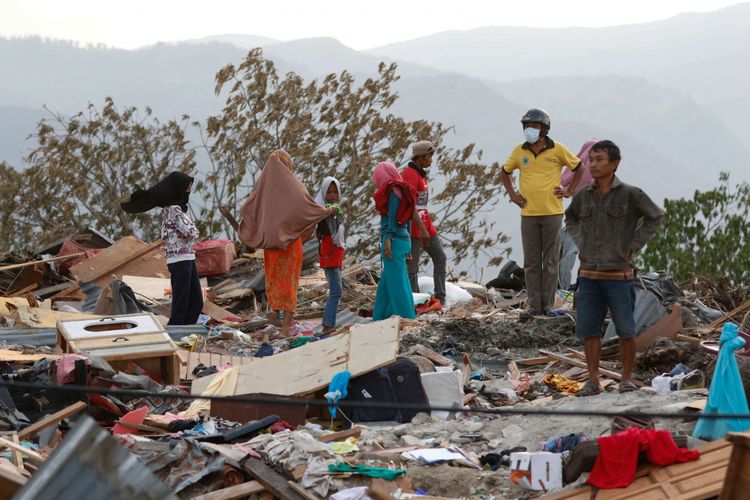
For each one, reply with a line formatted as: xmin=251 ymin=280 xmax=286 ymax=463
xmin=543 ymin=374 xmax=585 ymax=396
xmin=330 ymin=486 xmax=373 ymax=500
xmin=300 ymin=455 xmax=340 ymax=497
xmin=237 ymin=429 xmax=334 ymax=469
xmin=270 ymin=421 xmax=297 ymax=433
xmin=589 ymin=428 xmax=700 ymax=489
xmin=542 ymin=433 xmax=590 ymax=453
xmin=328 ymin=463 xmax=406 ymax=480
xmin=117 ymin=436 xmax=225 ymax=493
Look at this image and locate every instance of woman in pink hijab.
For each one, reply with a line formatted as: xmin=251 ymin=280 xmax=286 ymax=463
xmin=371 ymin=162 xmax=417 ymax=320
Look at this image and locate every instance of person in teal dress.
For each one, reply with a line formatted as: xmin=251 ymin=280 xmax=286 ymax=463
xmin=371 ymin=162 xmax=417 ymax=320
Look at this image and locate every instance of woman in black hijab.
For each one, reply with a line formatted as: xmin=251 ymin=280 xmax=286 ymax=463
xmin=121 ymin=172 xmax=203 ymax=325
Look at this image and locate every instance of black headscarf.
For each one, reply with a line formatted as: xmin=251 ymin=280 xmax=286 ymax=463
xmin=121 ymin=171 xmax=194 ymax=213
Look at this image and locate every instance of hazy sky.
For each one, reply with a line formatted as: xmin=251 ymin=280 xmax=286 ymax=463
xmin=2 ymin=0 xmax=744 ymax=50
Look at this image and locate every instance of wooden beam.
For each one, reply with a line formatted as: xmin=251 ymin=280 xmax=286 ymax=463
xmin=242 ymin=457 xmax=306 ymax=500
xmin=191 ymin=480 xmax=265 ymax=500
xmin=707 ymin=298 xmax=750 ymax=329
xmin=0 ymin=436 xmax=44 ymax=464
xmin=17 ymin=401 xmax=87 ymax=441
xmin=67 ymin=240 xmax=163 ymax=293
xmin=0 ymin=253 xmax=85 ymax=273
xmin=538 ymin=349 xmax=642 ymax=385
xmin=317 ymin=426 xmax=363 ymax=443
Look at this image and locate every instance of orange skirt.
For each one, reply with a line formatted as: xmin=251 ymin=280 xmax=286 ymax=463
xmin=264 ymin=238 xmax=303 ymax=312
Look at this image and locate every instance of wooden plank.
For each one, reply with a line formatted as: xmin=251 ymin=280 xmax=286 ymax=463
xmin=10 ymin=306 xmax=99 ymax=329
xmin=242 ymin=457 xmax=306 ymax=500
xmin=317 ymin=426 xmax=363 ymax=443
xmin=0 ymin=349 xmax=61 ymax=362
xmin=191 ymin=480 xmax=265 ymax=500
xmin=192 ymin=317 xmax=400 ymax=397
xmin=406 ymin=344 xmax=456 ymax=366
xmin=17 ymin=401 xmax=87 ymax=441
xmin=516 ymin=356 xmax=552 ymax=366
xmin=538 ymin=349 xmax=633 ymax=383
xmin=707 ymin=298 xmax=750 ymax=329
xmin=0 ymin=253 xmax=85 ymax=273
xmin=70 ymin=237 xmax=163 ymax=282
xmin=0 ymin=461 xmax=26 ymax=497
xmin=73 ymin=333 xmax=169 ymax=350
xmin=288 ymin=481 xmax=320 ymax=500
xmin=9 ymin=435 xmax=24 ymax=474
xmin=0 ymin=436 xmax=44 ymax=464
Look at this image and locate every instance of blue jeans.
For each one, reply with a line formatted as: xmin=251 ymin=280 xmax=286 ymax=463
xmin=576 ymin=278 xmax=636 ymax=340
xmin=323 ymin=267 xmax=343 ymax=328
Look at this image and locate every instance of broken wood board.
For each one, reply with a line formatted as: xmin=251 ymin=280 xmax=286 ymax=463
xmin=68 ymin=237 xmax=168 ymax=289
xmin=0 ymin=437 xmax=45 ymax=465
xmin=192 ymin=317 xmax=400 ymax=397
xmin=317 ymin=426 xmax=363 ymax=443
xmin=635 ymin=304 xmax=683 ymax=353
xmin=0 ymin=457 xmax=26 ymax=496
xmin=10 ymin=306 xmax=99 ymax=329
xmin=242 ymin=457 xmax=307 ymax=500
xmin=192 ymin=480 xmax=265 ymax=500
xmin=706 ymin=298 xmax=750 ymax=330
xmin=538 ymin=349 xmax=643 ymax=386
xmin=202 ymin=300 xmax=240 ymax=322
xmin=406 ymin=344 xmax=455 ymax=366
xmin=176 ymin=349 xmax=254 ymax=381
xmin=17 ymin=401 xmax=88 ymax=441
xmin=0 ymin=349 xmax=61 ymax=362
xmin=0 ymin=253 xmax=85 ymax=273
xmin=122 ymin=275 xmax=207 ymax=301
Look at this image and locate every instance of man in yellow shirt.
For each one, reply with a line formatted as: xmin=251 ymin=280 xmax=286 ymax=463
xmin=501 ymin=108 xmax=584 ymax=319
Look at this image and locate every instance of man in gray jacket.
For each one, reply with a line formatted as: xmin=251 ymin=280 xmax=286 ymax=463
xmin=565 ymin=140 xmax=664 ymax=396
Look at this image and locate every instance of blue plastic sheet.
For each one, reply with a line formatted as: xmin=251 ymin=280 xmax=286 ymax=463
xmin=694 ymin=323 xmax=750 ymax=439
xmin=327 ymin=371 xmax=351 ymax=417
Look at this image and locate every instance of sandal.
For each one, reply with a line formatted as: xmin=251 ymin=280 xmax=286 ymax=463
xmin=619 ymin=380 xmax=638 ymax=393
xmin=576 ymin=380 xmax=602 ymax=397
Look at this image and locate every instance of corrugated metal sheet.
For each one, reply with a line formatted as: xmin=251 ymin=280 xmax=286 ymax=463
xmin=14 ymin=415 xmax=177 ymax=500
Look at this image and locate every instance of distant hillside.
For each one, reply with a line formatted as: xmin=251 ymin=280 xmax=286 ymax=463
xmin=368 ymin=2 xmax=750 ymax=144
xmin=0 ymin=106 xmax=46 ymax=167
xmin=0 ymin=25 xmax=746 ymax=269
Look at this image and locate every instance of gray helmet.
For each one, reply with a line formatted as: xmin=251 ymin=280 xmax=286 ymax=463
xmin=521 ymin=108 xmax=551 ymax=133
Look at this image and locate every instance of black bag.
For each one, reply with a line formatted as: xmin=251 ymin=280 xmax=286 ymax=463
xmin=346 ymin=357 xmax=428 ymax=424
xmin=384 ymin=357 xmax=429 ymax=423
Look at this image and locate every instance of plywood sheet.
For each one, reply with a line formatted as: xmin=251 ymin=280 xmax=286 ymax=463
xmin=70 ymin=236 xmax=169 ymax=287
xmin=176 ymin=349 xmax=254 ymax=380
xmin=191 ymin=317 xmax=400 ymax=396
xmin=122 ymin=275 xmax=207 ymax=301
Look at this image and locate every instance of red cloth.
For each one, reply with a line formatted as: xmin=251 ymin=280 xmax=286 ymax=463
xmin=372 ymin=180 xmax=416 ymax=225
xmin=401 ymin=167 xmax=438 ymax=237
xmin=319 ymin=234 xmax=344 ymax=268
xmin=588 ymin=428 xmax=700 ymax=489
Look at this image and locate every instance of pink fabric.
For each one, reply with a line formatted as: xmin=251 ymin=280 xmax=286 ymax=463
xmin=55 ymin=354 xmax=90 ymax=385
xmin=372 ymin=162 xmax=403 ymax=198
xmin=561 ymin=138 xmax=596 ymax=195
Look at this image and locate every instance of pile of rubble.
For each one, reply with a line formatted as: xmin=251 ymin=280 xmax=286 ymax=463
xmin=0 ymin=232 xmax=748 ymax=498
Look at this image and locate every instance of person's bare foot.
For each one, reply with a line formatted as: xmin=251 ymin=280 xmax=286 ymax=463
xmin=266 ymin=310 xmax=282 ymax=326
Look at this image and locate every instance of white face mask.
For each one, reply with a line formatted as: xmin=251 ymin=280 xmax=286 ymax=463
xmin=524 ymin=127 xmax=541 ymax=144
